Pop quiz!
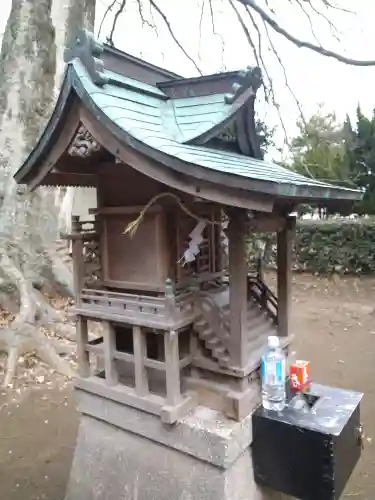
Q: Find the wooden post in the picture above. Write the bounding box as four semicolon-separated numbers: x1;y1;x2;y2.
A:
164;330;181;406
76;316;90;377
104;321;118;385
164;278;176;326
133;326;149;397
277;216;295;337
227;210;248;368
189;274;202;358
71;215;83;305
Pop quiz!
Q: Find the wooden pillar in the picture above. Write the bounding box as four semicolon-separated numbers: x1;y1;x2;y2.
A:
189;276;202;359
227;210;248;368
76;316;90;377
165;278;176;325
71;215;83;305
133;326;149;397
104;321;118;385
277;216;296;337
164;330;181;406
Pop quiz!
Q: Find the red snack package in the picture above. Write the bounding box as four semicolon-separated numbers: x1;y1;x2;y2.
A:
290;360;311;392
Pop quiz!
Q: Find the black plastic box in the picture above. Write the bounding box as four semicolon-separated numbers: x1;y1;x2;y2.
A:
252;383;363;500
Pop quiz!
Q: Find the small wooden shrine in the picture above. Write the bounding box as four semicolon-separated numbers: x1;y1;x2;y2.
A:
14;30;361;424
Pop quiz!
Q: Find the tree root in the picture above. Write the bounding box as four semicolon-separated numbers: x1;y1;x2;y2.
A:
0;252;76;387
4;344;19;388
0;325;76;387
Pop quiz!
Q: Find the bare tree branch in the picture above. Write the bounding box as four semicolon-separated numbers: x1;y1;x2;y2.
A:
262;19;306;129
135;0;155;29
149;0;203;75
244;7;262;69
98;0;118;39
293;0;322;47
242;6;270;97
229;0;284;139
107;0;127;46
239;6;288;141
198;0;206;62
319;0;354;15
208;0;225;68
237;0;375;66
227;0;260;68
134;0;167;63
303;0;342;43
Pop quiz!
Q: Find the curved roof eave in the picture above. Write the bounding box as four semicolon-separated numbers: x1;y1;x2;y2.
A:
72;73;361;204
14;63;362;207
14;67;76;184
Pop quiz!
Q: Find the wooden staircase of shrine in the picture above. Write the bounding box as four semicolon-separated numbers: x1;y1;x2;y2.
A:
193;277;278;370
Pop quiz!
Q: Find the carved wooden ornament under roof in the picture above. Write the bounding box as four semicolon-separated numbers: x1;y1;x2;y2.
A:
68;125;101;158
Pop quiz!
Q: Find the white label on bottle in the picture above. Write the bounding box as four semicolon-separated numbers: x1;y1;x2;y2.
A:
263;359;285;386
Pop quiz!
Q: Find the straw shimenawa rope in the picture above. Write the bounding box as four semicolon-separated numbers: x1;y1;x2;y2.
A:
123;192;222;238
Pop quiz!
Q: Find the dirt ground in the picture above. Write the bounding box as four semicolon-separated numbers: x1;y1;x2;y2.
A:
0;273;375;500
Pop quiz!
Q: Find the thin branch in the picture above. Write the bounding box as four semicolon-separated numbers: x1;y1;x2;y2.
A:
107;0;127;46
244;6;271;100
98;0;118;39
262;19;306;128
227;0;261;68
198;0;206;62
294;0;322;47
319;0;355;15
237;0;375;66
264;0;275;14
149;0;203;74
228;0;275;113
244;7;262;68
135;0;155;29
304;0;342;43
243;5;288;140
134;0;167;63
208;0;226;68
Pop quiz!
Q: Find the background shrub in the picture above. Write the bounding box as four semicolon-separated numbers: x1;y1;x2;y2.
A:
248;218;375;275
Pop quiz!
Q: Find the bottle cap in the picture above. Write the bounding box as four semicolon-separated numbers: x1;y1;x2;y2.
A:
268;336;280;348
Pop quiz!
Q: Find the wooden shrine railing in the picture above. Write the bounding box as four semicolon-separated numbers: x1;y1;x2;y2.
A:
75;319;197;424
75;287;197;330
247;275;278;324
198;293;230;345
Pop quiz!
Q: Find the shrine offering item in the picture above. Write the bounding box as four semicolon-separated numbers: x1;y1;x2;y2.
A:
261;336;286;411
252;384;364;500
290;360;311;392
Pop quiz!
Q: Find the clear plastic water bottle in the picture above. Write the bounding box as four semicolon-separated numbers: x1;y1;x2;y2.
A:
261;336;286;411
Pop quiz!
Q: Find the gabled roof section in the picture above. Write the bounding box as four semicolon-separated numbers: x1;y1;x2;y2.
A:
63;30;263;154
101;43;181;85
14;29;362;208
157;66;263;155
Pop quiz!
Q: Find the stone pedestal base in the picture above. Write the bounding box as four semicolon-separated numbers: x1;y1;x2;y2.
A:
65;388;291;500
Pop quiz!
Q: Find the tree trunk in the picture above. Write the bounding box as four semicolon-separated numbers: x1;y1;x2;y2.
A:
0;0;96;386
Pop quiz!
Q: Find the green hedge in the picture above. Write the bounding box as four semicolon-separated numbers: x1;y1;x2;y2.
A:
248;218;375;275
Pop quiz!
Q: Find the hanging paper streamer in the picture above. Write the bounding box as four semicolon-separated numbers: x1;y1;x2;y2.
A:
181;221;207;265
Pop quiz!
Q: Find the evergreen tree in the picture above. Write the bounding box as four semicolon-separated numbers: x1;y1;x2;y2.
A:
344;106;375;214
290;107;352;186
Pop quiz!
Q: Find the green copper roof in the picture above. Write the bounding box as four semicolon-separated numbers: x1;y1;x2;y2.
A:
76;61;247;145
14;32;362;206
70;60;359;201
